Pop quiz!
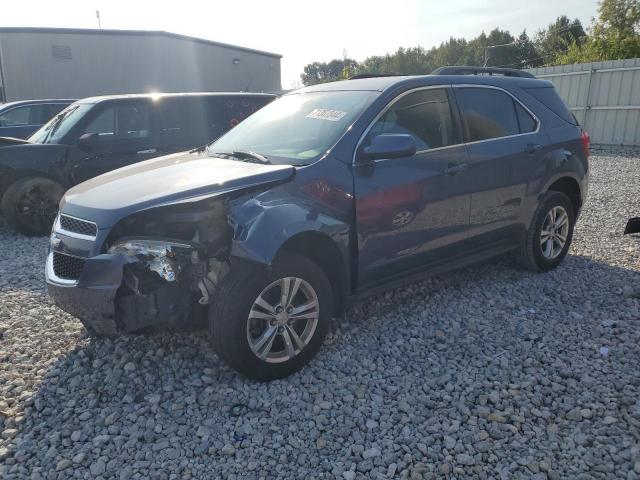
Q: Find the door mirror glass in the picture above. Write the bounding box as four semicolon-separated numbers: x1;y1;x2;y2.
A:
360;134;416;161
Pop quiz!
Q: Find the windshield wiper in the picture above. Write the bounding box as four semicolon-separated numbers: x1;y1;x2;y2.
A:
232;150;270;164
209;150;271;164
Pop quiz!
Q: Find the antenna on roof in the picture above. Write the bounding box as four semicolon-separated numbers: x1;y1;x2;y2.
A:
96;10;102;30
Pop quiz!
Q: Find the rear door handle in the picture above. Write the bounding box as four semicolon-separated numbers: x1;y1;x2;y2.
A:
525;143;542;154
137;148;157;155
444;163;468;175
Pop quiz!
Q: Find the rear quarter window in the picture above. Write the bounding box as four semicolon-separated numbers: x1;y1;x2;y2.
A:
524;87;577;125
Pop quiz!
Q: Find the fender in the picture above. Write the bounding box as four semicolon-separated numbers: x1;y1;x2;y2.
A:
229;200;351;269
0;143;70;192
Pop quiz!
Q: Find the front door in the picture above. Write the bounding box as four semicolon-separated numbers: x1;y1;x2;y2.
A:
354;87;472;289
68;100;158;184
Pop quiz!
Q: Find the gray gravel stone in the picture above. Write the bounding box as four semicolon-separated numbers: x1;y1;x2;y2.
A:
0;154;638;479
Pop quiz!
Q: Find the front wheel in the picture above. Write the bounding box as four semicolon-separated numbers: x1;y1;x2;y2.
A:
1;177;64;235
517;191;575;271
209;252;333;380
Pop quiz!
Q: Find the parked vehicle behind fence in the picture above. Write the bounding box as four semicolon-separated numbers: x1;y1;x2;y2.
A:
0;99;75;139
46;67;589;380
0;92;276;234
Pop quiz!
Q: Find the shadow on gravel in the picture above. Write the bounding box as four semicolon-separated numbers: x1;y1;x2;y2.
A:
1;253;639;479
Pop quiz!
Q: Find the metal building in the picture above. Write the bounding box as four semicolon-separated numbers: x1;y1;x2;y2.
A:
528;58;640;147
0;27;282;102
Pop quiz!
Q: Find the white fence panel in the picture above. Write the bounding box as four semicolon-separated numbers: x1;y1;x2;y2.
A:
527;58;640;147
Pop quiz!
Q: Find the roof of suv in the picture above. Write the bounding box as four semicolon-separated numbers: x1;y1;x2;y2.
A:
294;74;552;94
78;92;277;104
0;99;76;109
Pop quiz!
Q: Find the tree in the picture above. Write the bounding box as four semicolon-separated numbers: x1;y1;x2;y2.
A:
513;31;544;68
557;0;640;63
535;16;587;63
300;58;359;86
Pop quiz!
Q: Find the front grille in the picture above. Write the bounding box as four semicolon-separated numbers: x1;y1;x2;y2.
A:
59;214;97;237
52;252;85;280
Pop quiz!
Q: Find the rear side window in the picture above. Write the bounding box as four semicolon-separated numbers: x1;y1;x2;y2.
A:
455;88;520;141
524;87;577;125
367;88;460;151
219;97;274;131
158;98;207;140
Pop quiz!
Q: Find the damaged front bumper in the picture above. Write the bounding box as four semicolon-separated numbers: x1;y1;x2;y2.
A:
46;251;128;336
46;240;210;336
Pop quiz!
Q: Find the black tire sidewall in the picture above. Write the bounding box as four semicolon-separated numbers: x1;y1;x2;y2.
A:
1;177;64;235
530;192;575;271
210;253;333;380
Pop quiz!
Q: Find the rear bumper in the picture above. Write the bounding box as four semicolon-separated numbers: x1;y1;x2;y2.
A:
45;252;127;336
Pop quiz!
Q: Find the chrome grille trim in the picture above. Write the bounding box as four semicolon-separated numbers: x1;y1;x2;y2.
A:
54;214;97;240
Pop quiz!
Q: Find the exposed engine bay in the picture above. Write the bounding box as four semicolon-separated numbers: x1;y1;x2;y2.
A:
104;198;234;333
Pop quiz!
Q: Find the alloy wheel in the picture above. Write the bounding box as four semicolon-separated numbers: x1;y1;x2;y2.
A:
246;277;319;363
540;206;569;259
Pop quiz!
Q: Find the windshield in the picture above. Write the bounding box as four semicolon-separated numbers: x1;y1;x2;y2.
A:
208;90;378;165
29;103;92;144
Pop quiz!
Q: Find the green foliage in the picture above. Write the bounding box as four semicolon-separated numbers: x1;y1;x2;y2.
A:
558;0;640;63
299;2;640;86
300;58;359;85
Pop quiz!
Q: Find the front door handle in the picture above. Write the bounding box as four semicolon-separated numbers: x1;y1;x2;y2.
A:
525;143;542;154
136;148;157;155
444;163;468;175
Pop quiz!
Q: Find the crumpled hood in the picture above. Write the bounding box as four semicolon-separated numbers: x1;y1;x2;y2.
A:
61;151;295;228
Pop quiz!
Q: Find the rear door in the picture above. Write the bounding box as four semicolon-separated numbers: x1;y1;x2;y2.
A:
68;100;158;183
453;85;545;247
354;87;472;288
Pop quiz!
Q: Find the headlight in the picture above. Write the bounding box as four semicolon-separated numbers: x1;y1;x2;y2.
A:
108;239;192;282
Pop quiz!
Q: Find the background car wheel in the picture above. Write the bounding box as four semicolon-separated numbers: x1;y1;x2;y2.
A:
1;176;64;235
517;191;575;272
209;252;333;381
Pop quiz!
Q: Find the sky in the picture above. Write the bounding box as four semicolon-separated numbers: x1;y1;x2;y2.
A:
2;0;600;89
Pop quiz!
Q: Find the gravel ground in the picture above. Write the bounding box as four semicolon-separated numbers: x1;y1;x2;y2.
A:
1;154;639;480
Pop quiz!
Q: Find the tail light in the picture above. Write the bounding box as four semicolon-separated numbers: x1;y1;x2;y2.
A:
581;130;590;159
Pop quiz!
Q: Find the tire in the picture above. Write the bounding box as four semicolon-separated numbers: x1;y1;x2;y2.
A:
1;177;64;236
209;252;333;381
517;191;575;272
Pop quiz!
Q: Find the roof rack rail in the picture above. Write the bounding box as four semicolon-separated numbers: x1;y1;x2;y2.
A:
348;73;403;80
431;66;535;79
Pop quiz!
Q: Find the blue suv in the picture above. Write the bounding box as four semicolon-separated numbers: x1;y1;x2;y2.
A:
46;67;589;380
0;99;74;139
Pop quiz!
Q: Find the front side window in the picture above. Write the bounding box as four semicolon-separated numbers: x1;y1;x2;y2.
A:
84;103;150;139
365;88;459;151
455;88;529;142
209;91;378;165
0;105;42;127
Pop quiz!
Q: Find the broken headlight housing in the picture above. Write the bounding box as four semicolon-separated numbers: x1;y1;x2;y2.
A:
108;239;193;282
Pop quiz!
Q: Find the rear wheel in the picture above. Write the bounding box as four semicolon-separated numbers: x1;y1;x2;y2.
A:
517;191;575;271
210;252;332;380
1;177;64;235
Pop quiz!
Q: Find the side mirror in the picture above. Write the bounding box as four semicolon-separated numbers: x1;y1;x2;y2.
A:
359;134;416;162
77;132;98;150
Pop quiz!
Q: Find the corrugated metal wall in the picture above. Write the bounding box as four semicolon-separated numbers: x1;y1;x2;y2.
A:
527;58;640;147
0;30;282;102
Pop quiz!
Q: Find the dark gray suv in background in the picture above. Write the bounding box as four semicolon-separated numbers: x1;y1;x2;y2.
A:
46;67;589;380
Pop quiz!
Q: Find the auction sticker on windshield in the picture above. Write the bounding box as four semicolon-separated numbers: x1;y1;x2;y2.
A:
306;109;347;121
